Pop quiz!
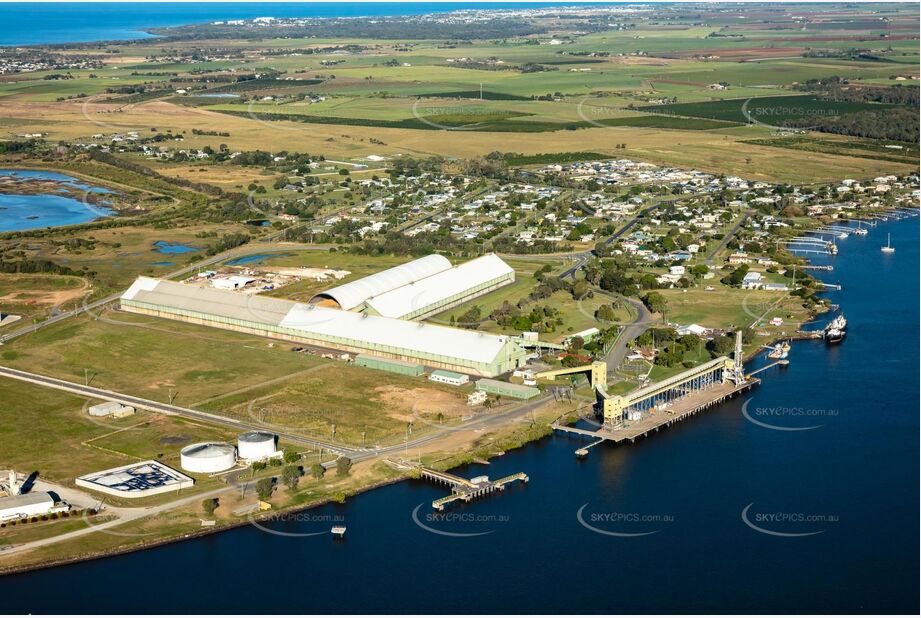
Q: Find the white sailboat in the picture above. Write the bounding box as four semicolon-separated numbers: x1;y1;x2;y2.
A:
881;233;895;254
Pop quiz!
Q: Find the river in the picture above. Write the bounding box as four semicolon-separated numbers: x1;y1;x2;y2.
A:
0;217;917;613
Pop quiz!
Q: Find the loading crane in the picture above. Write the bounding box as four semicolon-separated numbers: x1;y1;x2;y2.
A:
534;331;747;429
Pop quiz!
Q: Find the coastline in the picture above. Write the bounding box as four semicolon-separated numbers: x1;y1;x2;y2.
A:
0;401;562;577
0;211;910;578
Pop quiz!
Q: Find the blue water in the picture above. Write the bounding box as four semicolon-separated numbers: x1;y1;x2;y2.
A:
0;170;112;194
0;2;574;46
150;261;176;267
152;241;198;254
0;218;916;613
0;170;115;232
193;93;241;99
225;253;288;266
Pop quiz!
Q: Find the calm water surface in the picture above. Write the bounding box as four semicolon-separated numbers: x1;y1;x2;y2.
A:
0;169;114;232
0;2;580;46
0;218;916;613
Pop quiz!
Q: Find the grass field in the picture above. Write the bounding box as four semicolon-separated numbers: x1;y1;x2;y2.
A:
0;17;916;183
641;95;899;124
432;271;633;343
658;283;811;331
743;135;919;164
199;362;476;447
1;309;328;404
0;273;88;329
1;95;913;182
0;378;238;494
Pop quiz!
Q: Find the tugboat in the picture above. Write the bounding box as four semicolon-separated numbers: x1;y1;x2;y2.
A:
824;314;847;344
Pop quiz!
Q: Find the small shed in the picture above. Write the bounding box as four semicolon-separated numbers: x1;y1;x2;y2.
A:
429;370;470;387
355;354;424;377
88;401;136;417
475;378;540;400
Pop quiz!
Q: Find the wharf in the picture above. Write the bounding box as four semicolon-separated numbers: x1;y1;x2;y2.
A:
393;463;529;511
553;379;759;448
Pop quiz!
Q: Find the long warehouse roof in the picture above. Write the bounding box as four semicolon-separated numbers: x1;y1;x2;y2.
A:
365;253;514;319
312;253;451;311
122;277;515;365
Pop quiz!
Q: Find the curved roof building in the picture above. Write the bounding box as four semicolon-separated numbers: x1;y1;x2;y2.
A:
121;275;528;376
310;254;451;310
365;254;515;320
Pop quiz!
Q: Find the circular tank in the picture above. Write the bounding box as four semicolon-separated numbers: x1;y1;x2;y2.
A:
180;442;236;473
237;431;277;461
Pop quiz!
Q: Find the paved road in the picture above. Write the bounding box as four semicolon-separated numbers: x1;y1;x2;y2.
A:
0;482;238;557
0;362;557;464
366;394;555;461
704;210;752;265
0;365;358;456
559;197;683;279
604;296;653;372
0;392;552;556
0;242;329;343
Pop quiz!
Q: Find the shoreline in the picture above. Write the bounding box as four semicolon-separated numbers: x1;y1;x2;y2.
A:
0;475;406;578
0;214;906;577
0;402;561;577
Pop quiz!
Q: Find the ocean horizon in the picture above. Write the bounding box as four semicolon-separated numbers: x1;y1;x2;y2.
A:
0;2;610;46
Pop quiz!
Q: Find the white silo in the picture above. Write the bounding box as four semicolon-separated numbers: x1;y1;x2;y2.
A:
237;431;277;462
180;442;236;473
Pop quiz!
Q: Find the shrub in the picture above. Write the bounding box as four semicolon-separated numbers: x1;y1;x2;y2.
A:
335;456;352;477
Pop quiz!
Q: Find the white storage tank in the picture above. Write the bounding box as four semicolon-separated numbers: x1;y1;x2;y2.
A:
180;442;236;473
237;431;277;461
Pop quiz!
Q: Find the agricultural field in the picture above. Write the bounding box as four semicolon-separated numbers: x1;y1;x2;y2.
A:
0;2;917;586
641;95;900;125
0;5;917;181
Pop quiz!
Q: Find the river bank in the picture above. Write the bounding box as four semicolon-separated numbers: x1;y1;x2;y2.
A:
0;399;565;576
0;217;916;613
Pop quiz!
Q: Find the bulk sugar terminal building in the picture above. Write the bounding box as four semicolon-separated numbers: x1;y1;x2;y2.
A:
120;253;530;377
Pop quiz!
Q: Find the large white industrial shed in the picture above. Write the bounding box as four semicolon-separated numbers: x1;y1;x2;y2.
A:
0;492;55;522
364;253;515;320
310;254;451;311
120;276;528;377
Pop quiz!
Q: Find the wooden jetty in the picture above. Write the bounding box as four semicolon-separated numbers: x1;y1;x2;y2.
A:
425;468;529;511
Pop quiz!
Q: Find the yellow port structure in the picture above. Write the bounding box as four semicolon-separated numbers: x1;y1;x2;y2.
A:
535;332;749;430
